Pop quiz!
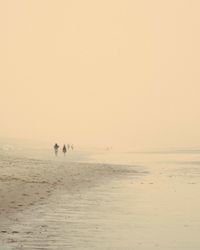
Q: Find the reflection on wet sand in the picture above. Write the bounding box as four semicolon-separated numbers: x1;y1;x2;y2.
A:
1;152;200;249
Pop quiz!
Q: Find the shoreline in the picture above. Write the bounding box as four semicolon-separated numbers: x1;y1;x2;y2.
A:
0;153;142;232
1;152;200;249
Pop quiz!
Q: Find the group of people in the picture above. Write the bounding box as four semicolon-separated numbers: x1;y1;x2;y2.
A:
53;143;74;156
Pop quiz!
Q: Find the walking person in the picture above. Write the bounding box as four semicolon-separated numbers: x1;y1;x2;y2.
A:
62;144;67;155
54;143;59;156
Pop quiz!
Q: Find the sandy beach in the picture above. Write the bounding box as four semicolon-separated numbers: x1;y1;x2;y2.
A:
1;150;200;249
0;152;144;249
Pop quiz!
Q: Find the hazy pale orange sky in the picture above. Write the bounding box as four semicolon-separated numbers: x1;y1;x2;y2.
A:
1;0;200;148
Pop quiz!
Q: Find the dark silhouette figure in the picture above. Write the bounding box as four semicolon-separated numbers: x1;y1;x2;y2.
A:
63;144;67;155
54;143;59;156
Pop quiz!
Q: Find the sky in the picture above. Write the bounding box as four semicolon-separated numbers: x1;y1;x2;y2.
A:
1;0;200;149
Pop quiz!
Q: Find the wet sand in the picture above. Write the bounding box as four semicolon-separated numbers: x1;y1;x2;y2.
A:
0;153;145;249
1;151;200;249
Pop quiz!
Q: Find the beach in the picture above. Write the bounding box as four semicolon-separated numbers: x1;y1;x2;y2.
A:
2;0;200;248
1;150;200;249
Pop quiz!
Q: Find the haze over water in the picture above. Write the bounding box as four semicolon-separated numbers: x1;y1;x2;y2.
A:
1;0;200;150
1;0;200;249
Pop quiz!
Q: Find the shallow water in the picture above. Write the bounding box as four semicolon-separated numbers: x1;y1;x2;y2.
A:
1;150;200;249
